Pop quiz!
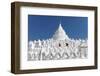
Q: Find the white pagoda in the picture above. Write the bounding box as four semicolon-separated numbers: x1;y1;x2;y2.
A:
28;23;88;61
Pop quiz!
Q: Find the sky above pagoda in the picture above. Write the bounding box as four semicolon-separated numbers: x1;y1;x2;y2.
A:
28;15;88;41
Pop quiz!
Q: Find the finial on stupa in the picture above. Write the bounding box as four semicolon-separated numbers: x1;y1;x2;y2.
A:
58;20;63;30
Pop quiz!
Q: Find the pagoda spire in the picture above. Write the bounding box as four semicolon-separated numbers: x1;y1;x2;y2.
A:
52;21;69;40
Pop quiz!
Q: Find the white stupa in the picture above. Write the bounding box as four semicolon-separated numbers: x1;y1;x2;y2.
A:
28;22;88;61
53;23;69;40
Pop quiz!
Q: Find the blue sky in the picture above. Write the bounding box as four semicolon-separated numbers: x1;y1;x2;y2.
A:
28;15;88;41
